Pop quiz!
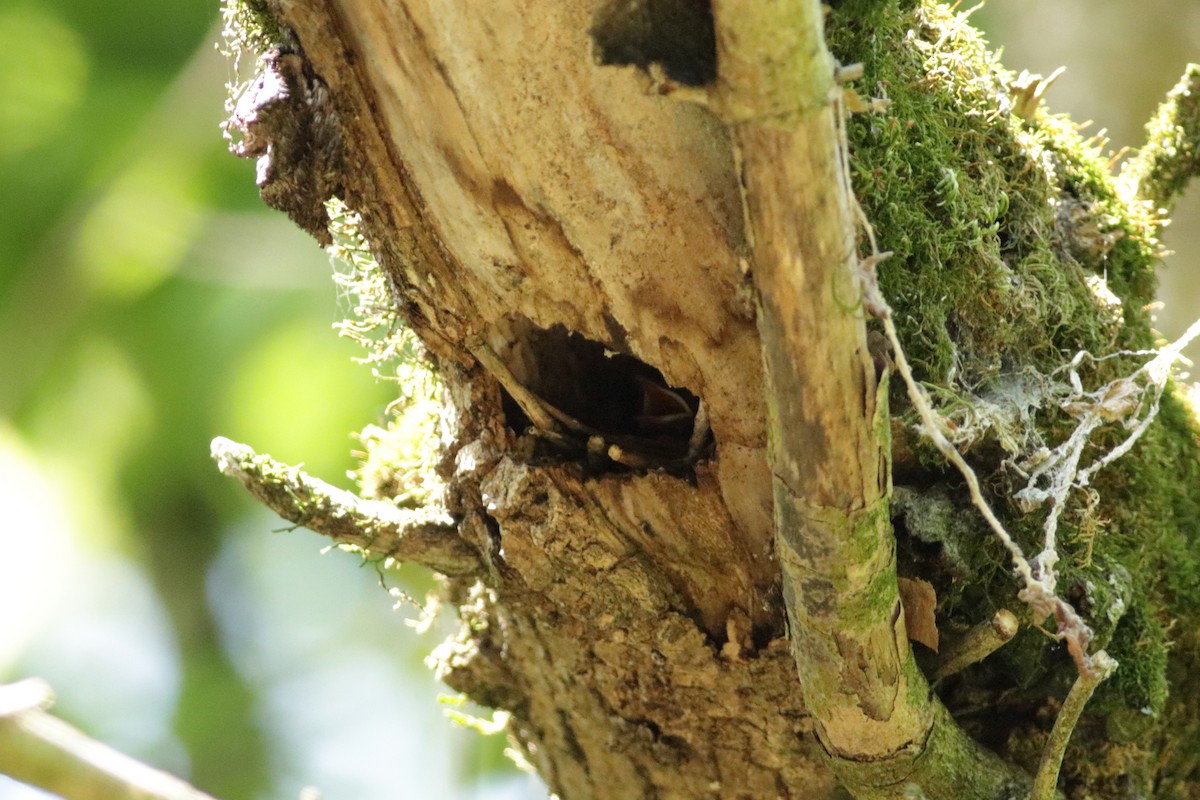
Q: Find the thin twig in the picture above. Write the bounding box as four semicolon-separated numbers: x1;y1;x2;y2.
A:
861;249;1103;677
1030;651;1118;800
0;680;220;800
686;401;711;462
877;309;1037;593
465;338;567;434
0;678;53;717
211;437;481;576
932;610;1019;680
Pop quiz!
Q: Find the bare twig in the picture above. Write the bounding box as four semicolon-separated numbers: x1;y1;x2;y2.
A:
0;678;53;716
465;337;565;435
0;680;219;800
873;295;1034;581
856;224;1132;679
686;401;711;462
211;437;480;576
932;610;1019;680
1030;651;1118;800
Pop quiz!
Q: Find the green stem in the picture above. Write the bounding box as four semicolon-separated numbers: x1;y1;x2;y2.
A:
1030;651;1118;800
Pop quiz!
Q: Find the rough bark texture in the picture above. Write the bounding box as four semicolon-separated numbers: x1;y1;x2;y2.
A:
220;0;1200;797
261;0;823;794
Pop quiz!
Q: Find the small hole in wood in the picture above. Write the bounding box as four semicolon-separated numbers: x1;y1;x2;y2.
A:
591;0;716;86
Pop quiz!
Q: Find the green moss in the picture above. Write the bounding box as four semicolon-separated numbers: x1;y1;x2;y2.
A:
829;3;1141;391
828;1;1200;786
1121;64;1200;214
1093;604;1169;715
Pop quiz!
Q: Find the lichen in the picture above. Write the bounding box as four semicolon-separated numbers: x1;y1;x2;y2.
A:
219;0;292;60
356;399;444;508
327;199;436;387
324;200;448;509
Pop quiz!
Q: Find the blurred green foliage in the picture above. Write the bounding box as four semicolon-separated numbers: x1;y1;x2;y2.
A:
0;0;470;797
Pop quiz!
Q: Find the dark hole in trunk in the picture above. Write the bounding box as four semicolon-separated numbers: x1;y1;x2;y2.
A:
495;321;707;471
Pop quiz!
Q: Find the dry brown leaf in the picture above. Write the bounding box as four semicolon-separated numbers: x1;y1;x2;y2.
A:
897;577;939;653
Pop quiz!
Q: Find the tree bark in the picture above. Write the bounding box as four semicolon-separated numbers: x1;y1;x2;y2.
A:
219;0;1200;797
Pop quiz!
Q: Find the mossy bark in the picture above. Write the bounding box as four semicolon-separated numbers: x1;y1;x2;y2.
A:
220;0;1200;797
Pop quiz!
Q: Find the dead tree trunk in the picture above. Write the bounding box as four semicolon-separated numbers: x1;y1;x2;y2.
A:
218;1;1200;797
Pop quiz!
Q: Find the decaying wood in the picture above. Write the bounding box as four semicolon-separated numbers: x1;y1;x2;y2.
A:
258;0;839;794
223;0;1036;791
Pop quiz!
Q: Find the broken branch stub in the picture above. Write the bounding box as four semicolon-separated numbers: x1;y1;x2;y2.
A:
211;437;481;576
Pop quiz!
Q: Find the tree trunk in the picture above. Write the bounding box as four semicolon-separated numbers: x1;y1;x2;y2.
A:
219;0;1200;797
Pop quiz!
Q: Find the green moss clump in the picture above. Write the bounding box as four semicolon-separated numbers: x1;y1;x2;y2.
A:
1121;63;1200;215
828;1;1200;790
831;3;1155;392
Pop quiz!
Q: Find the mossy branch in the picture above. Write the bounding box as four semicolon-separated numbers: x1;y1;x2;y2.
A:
712;0;919;762
1121;63;1200;213
211;437;481;576
710;0;904;744
0;679;220;800
707;2;1030;796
